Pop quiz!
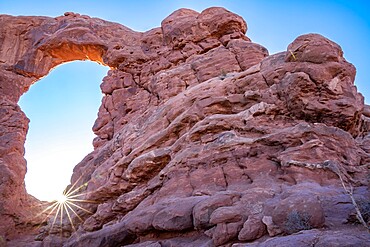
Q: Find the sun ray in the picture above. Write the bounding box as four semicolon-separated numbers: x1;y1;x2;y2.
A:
64;201;84;222
66;201;94;215
65;182;89;198
38;202;59;217
50;203;62;234
60;201;64;236
66;190;94;199
68;198;98;204
33;201;59;219
64;173;85;196
36;171;97;237
63;203;76;232
64;171;91;197
35;202;60;230
28;200;55;210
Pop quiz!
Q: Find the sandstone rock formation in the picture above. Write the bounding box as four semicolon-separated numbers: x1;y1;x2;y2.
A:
0;7;369;247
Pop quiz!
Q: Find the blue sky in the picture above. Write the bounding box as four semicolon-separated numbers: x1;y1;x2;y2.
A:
18;62;108;201
1;0;369;201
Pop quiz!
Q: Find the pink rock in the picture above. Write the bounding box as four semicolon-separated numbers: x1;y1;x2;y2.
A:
1;6;369;247
262;216;283;237
238;215;266;241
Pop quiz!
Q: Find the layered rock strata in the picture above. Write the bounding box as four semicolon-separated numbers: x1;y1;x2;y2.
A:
0;7;369;247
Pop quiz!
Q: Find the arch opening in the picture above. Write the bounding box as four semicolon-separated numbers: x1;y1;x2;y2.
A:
19;61;109;202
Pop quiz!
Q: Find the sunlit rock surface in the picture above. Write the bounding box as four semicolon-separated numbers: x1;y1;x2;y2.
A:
0;7;369;247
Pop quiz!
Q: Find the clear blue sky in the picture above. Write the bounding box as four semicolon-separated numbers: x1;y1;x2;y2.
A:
1;0;369;201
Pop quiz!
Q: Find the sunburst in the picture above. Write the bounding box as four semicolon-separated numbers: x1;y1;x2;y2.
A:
31;174;98;237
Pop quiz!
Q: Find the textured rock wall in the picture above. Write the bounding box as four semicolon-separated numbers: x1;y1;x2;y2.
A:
0;7;369;247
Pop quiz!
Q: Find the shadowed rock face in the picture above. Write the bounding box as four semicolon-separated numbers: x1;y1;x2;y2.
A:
0;7;369;247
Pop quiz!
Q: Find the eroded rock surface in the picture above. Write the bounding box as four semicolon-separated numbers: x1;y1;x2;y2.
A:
0;7;369;247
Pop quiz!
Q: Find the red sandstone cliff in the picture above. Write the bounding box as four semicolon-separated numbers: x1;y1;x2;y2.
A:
0;7;369;247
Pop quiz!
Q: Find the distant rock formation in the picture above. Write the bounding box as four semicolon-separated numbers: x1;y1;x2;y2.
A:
0;7;369;247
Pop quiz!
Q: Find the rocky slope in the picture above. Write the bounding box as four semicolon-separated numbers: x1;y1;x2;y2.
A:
0;7;369;247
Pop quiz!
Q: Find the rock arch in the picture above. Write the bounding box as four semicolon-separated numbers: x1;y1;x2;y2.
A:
0;12;142;101
0;8;251;237
0;12;140;237
1;7;367;246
